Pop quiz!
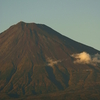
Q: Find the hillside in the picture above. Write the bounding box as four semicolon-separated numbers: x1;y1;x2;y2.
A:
0;21;100;100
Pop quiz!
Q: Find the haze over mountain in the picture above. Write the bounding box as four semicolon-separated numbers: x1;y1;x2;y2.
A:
0;22;100;100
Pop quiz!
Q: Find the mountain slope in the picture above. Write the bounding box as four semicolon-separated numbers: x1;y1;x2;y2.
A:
0;21;100;100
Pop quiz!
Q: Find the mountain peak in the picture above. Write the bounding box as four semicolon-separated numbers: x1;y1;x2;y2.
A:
14;21;38;31
16;21;37;26
18;21;26;23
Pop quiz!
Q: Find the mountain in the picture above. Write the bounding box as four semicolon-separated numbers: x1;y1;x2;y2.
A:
0;21;100;100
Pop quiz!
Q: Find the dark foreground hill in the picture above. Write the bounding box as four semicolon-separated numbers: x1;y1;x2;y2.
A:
0;21;100;100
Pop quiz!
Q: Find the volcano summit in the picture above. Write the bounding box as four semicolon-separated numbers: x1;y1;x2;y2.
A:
0;22;100;100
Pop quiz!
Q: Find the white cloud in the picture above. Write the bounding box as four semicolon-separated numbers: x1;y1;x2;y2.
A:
71;52;100;66
46;58;61;67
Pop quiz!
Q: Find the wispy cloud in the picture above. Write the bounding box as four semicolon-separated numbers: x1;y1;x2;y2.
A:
71;52;100;66
47;58;61;67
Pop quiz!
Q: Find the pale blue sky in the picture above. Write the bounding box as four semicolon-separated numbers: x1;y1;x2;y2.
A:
0;0;100;50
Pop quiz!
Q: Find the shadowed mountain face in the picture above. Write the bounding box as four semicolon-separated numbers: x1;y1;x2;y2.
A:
0;21;100;100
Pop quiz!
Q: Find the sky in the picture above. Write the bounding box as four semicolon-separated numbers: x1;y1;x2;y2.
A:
0;0;100;50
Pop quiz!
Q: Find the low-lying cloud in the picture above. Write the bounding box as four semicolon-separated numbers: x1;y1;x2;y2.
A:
47;58;61;67
71;52;100;66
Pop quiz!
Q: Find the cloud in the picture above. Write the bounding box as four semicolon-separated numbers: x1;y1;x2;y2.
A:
71;52;100;66
47;58;62;67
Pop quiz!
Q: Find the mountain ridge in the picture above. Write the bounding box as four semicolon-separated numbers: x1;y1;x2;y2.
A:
1;21;99;52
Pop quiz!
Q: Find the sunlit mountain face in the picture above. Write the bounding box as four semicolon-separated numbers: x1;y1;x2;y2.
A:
0;22;100;100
